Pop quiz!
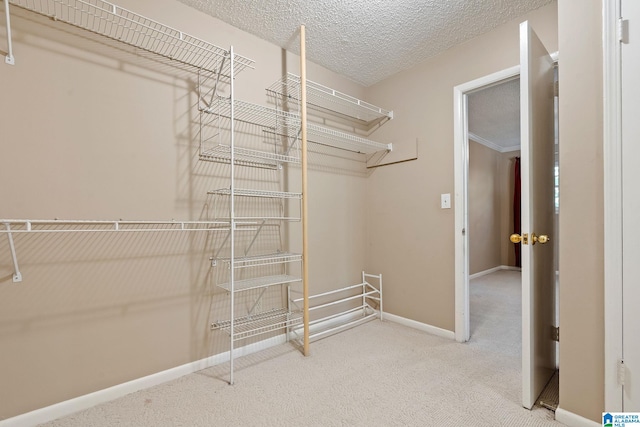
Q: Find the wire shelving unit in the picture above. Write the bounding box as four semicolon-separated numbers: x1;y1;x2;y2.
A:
2;4;391;386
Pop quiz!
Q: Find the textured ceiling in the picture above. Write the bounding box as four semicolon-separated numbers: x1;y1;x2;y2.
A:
468;78;520;152
176;0;553;86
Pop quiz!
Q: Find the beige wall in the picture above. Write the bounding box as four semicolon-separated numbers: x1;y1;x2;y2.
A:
468;141;520;275
0;0;369;419
365;4;557;331
557;0;604;421
0;0;608;423
469;140;501;274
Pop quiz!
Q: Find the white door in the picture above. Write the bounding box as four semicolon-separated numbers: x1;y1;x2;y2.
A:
519;21;556;409
622;0;640;411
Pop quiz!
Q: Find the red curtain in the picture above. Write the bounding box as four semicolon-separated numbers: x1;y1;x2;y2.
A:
514;157;521;267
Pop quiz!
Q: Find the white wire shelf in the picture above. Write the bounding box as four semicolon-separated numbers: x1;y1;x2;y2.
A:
206;97;392;155
215;252;302;269
203;97;299;128
199;144;300;169
267;73;393;125
211;308;302;341
0;218;230;233
8;0;254;77
217;274;301;293
306;123;392;154
208;188;302;199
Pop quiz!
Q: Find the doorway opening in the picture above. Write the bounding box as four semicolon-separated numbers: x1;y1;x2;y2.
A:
453;56;559;410
466;75;523;356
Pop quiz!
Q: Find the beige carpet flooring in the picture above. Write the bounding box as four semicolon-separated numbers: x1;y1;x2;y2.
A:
40;270;563;426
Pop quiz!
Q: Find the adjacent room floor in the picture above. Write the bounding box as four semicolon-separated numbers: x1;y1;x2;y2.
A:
40;270;561;426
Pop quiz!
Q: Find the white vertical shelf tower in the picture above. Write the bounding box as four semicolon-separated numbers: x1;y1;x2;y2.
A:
201;54;305;384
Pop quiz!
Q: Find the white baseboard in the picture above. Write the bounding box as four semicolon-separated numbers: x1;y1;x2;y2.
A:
383;312;455;340
1;308;383;427
469;265;522;280
0;335;287;427
555;407;601;427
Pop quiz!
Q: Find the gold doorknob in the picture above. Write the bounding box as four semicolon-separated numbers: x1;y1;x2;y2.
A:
532;233;550;245
510;233;528;244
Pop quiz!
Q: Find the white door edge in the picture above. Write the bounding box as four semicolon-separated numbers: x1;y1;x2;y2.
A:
603;0;624;412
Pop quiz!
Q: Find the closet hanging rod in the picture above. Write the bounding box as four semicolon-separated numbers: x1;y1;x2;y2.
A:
0;218;231;233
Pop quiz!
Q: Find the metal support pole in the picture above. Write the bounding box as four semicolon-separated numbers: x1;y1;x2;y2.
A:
379;273;383;321
5;223;22;282
229;46;236;385
300;25;310;357
362;271;366;317
4;0;15;65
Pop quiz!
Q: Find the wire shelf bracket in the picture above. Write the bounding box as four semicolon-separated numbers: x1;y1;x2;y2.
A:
4;0;15;65
4;223;22;282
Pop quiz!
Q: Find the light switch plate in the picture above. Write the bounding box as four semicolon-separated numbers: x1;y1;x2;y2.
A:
441;193;451;209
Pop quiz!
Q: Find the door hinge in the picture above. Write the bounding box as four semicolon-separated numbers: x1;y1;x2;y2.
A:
619;18;629;44
551;326;559;342
618;359;626;386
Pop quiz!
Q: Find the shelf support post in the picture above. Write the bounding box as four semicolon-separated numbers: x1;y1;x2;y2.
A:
300;24;310;357
229;45;236;385
4;0;15;65
5;223;22;282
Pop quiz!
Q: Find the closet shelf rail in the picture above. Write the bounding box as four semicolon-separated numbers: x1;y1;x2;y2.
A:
206;96;392;155
211;307;302;341
208;188;302;199
199;144;300;169
213;252;302;268
217;274;302;293
1;218;230;233
267;73;394;125
1;218;231;284
7;0;254;76
203;96;299;128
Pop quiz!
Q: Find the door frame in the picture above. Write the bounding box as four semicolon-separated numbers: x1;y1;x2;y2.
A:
453;65;520;343
453;52;559;343
603;0;623;412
